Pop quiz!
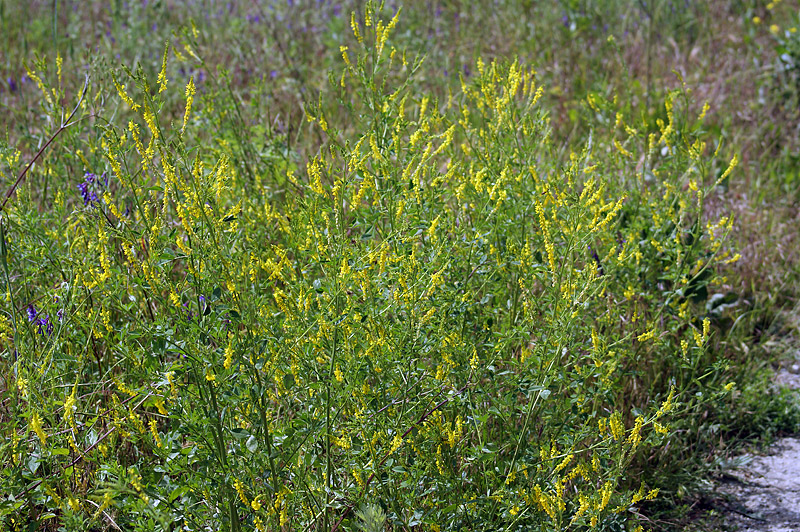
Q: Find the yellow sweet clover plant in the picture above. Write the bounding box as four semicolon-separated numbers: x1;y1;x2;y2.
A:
0;2;757;531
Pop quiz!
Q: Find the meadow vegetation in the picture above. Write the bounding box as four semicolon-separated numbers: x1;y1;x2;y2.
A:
1;1;799;530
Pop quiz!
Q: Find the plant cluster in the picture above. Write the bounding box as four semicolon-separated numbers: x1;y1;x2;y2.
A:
0;1;797;531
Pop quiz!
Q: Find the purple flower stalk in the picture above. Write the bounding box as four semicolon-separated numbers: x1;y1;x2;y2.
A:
78;172;100;206
37;315;53;336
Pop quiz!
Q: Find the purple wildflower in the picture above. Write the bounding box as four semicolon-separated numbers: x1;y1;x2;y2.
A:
78;172;99;206
26;305;37;322
37;315;53;336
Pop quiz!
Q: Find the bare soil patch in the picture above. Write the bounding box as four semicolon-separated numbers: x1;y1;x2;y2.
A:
718;365;800;531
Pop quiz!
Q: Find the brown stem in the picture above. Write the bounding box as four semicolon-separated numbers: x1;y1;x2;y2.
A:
1;73;89;213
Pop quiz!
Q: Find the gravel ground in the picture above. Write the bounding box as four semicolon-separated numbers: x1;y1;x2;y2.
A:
717;365;800;531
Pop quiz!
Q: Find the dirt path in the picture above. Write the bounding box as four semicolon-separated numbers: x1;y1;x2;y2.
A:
718;367;800;531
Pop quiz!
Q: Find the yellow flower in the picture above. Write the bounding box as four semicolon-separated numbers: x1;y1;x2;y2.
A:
598;480;613;511
770;24;780;34
390;433;403;453
626;416;644;447
752;16;761;25
182;76;196;134
30;412;47;444
149;419;162;448
554;453;573;473
157;42;169;93
609;412;625;441
234;479;249;505
224;342;234;370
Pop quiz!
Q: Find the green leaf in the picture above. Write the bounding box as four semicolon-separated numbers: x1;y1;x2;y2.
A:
246;435;259;453
230;428;250;440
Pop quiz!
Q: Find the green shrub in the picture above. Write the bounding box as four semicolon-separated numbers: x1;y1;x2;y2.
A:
0;3;756;531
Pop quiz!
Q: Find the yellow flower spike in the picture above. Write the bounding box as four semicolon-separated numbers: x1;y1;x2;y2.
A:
626;416;644;447
30;412;47;445
714;153;738;187
157;42;169;93
698;101;710;121
182;42;201;62
149;419;162;447
113;76;140;111
570;494;591;524
631;482;647;505
609;412;624;441
657;386;676;417
390;433;403;453
92;492;114;518
56;53;63;87
614;139;633;158
223;342;234;370
597;481;614;511
554;453;573;473
636;328;656;342
307;158;324;195
350;12;362;42
182;76;196;134
63;385;77;428
723;253;741;265
25;68;54;107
